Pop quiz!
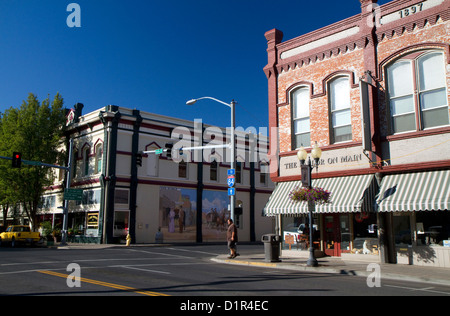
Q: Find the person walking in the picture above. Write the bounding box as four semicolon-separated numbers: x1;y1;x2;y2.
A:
227;218;238;259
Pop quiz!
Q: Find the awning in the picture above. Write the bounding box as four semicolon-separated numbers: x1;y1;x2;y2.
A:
264;174;378;216
376;170;450;212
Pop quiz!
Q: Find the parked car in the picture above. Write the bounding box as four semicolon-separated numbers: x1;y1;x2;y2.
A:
0;225;41;247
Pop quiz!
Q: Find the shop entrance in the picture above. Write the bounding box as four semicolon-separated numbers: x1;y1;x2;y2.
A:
323;214;350;257
393;213;412;264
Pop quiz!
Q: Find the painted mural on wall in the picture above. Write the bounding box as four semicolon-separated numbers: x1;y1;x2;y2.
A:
201;190;230;242
159;187;197;242
159;187;230;242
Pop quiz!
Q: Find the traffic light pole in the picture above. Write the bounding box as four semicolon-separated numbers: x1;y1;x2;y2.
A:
0;156;70;170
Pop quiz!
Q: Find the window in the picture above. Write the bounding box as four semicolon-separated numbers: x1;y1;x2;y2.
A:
210;159;218;181
178;160;187;178
146;148;159;177
387;61;415;133
236;162;242;184
114;189;129;204
387;51;449;133
329;77;352;143
83;147;90;176
95;143;103;174
292;87;311;148
260;162;268;186
72;150;78;178
76;189;101;206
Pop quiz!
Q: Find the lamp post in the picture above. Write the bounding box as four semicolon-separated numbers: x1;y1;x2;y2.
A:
297;142;322;267
186;97;236;222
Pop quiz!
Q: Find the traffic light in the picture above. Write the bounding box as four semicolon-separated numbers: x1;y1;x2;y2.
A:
136;152;143;167
12;152;22;168
165;143;173;159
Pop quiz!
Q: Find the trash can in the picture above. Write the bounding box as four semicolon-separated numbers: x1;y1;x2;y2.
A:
261;234;281;262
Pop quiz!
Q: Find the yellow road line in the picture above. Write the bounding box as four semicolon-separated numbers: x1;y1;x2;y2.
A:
37;270;169;296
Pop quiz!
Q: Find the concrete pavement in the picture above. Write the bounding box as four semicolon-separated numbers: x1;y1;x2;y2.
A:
211;250;450;287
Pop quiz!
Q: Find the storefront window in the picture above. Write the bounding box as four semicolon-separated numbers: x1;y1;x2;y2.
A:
113;210;129;239
416;211;450;246
282;216;319;250
353;212;379;255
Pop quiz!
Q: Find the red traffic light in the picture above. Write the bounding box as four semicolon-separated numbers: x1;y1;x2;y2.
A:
12;152;22;168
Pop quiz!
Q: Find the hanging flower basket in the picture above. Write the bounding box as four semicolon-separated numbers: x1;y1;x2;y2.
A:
289;186;331;204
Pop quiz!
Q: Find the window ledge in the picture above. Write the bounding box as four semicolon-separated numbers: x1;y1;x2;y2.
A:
385;126;450;141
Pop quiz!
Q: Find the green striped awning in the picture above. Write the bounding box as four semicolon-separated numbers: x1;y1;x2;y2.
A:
376;170;450;212
264;174;378;216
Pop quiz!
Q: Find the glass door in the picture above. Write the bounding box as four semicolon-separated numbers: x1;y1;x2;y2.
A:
324;215;340;256
393;214;412;264
340;215;351;253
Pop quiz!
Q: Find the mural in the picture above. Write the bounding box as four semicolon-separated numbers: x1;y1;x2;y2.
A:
201;190;230;242
159;187;197;242
159;187;230;242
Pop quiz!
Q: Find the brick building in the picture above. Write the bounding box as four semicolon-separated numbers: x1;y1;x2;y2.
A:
264;0;450;266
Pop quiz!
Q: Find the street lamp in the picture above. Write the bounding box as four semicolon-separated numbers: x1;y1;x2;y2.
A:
297;141;322;267
186;97;236;222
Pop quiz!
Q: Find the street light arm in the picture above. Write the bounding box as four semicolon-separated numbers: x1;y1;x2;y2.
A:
186;95;236;223
186;96;233;108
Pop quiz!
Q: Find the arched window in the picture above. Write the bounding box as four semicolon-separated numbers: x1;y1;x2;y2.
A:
292;87;311;148
72;149;78;179
329;76;352;143
386;51;448;134
95;143;103;174
83;146;90;176
210;159;218;181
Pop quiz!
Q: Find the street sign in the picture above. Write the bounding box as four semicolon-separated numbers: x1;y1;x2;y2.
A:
64;188;84;201
227;169;235;176
227;175;235;187
228;188;235;196
155;148;164;155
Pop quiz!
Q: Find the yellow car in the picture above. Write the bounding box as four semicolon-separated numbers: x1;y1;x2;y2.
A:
0;225;41;247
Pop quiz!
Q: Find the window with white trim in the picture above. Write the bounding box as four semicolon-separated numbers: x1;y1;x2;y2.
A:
292;87;311;148
95;143;103;174
386;51;449;134
329;76;352;143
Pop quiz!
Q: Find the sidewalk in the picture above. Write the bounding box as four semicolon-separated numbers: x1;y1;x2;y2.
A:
211;250;450;286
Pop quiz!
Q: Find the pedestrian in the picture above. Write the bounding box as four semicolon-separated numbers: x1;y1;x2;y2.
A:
227;218;238;259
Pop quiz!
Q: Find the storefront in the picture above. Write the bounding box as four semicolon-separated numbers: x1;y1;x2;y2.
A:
376;170;450;267
264;174;380;258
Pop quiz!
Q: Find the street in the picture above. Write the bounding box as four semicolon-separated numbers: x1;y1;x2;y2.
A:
1;244;450;301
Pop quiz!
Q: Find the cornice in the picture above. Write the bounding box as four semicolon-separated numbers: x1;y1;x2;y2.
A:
270;0;450;75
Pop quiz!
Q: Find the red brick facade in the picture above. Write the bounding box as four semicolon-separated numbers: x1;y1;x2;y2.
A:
265;0;450;183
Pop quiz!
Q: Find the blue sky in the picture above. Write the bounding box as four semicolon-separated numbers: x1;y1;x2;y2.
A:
0;0;391;130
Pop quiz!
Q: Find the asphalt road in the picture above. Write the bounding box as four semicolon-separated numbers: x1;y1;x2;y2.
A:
1;244;450;301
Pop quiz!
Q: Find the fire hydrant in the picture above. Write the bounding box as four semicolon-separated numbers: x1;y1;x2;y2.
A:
126;233;131;246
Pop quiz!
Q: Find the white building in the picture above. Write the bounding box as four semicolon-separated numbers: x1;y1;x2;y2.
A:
39;104;274;244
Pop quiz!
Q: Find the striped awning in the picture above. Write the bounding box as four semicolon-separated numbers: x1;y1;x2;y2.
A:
376;170;450;212
264;174;378;216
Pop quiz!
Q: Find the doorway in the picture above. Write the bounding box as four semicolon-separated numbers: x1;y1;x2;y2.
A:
323;214;350;257
393;213;412;264
324;215;340;256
